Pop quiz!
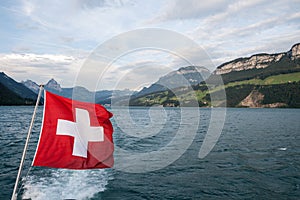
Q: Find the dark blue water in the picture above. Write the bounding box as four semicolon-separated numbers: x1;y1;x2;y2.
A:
0;107;299;199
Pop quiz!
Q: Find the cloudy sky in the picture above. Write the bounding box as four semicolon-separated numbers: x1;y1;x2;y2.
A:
0;0;299;90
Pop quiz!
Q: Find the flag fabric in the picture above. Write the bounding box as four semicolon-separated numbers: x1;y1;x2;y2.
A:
32;90;114;169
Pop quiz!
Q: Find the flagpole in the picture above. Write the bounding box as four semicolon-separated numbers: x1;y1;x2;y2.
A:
11;85;44;200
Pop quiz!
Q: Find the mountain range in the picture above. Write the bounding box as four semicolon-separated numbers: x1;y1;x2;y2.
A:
128;43;300;108
0;72;38;105
0;65;212;106
1;43;299;107
22;78;134;104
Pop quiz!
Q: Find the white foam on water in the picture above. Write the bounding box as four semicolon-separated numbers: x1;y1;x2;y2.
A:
278;147;287;151
22;169;112;200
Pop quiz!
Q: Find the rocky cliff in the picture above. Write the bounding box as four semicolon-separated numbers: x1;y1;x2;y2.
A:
215;43;300;75
291;43;300;60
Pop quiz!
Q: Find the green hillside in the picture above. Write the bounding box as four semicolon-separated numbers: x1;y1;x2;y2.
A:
208;82;300;108
226;72;300;87
128;72;300;108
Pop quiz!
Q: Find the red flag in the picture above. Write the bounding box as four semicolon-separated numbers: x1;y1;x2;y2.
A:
32;90;114;169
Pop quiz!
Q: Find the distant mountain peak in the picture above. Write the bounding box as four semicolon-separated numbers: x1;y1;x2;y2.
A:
21;79;39;93
22;78;64;94
47;78;58;84
135;65;211;97
171;66;209;76
178;65;207;71
46;78;62;92
157;65;210;86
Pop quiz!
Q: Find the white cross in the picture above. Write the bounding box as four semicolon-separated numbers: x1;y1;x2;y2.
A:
56;108;104;158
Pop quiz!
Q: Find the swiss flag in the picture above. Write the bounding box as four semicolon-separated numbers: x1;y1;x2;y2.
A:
32;91;114;169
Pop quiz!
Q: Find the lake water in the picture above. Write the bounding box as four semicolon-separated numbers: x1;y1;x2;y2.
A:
0;106;299;199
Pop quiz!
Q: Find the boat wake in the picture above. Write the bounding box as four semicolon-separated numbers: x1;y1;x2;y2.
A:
22;168;112;200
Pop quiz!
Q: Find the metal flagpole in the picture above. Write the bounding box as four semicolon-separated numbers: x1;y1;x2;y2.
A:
11;85;44;200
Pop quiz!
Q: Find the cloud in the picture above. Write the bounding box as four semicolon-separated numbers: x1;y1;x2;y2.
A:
78;49;179;90
15;0;149;47
187;0;300;65
0;53;83;86
191;0;270;34
107;63;172;90
154;0;232;21
210;12;300;43
1;0;299;90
